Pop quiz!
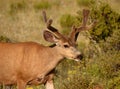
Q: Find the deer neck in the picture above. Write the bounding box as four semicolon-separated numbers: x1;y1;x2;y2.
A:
37;45;64;77
49;44;64;63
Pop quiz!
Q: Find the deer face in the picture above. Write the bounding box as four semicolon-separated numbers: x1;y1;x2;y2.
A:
56;42;83;61
43;30;83;61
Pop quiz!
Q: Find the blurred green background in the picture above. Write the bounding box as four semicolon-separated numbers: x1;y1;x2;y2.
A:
0;0;120;89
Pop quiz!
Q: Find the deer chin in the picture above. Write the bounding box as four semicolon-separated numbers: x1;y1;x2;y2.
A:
75;59;80;62
67;57;81;62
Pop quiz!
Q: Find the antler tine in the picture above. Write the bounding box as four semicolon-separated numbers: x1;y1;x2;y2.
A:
42;11;53;28
77;9;98;31
69;9;90;43
82;9;90;27
77;9;90;32
42;11;65;39
69;25;77;43
75;9;90;41
42;10;47;23
85;20;98;30
74;13;97;43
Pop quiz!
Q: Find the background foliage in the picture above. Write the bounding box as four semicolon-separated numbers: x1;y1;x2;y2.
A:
89;4;120;42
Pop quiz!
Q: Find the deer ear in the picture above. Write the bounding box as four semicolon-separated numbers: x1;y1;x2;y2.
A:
43;30;59;43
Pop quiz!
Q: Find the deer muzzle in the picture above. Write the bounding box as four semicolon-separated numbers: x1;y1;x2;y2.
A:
75;54;83;61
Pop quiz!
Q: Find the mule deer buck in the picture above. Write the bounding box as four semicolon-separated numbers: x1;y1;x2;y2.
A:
0;9;96;89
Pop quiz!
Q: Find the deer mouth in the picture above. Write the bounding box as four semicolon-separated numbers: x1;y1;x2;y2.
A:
74;54;83;61
67;54;83;61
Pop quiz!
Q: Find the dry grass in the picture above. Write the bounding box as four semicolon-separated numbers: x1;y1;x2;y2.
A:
0;0;79;44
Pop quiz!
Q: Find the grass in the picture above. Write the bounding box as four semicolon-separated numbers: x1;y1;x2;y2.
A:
9;0;27;15
33;1;52;11
0;0;79;43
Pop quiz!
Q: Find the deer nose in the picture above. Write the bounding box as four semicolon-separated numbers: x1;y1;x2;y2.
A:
76;54;83;60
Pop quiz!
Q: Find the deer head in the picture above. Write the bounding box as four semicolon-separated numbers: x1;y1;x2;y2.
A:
42;9;97;61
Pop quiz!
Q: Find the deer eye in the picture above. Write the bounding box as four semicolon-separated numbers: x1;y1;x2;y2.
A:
63;45;69;48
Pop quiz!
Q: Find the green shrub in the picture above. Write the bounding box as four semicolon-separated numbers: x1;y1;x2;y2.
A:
0;36;11;42
60;14;76;28
76;0;95;7
34;1;52;10
100;29;120;52
54;49;120;89
60;14;76;34
90;4;120;42
76;3;120;42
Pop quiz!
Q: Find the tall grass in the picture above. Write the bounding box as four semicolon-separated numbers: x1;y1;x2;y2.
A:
9;0;27;15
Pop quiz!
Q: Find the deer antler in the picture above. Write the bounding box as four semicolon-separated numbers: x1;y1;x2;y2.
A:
69;9;97;44
69;9;90;43
42;11;65;39
82;9;90;27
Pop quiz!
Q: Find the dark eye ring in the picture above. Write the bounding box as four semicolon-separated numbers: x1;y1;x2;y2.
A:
64;45;69;48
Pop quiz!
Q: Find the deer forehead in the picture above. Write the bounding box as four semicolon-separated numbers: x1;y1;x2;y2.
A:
59;37;75;46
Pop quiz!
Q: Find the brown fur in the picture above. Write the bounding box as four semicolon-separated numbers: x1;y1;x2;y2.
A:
0;42;63;88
